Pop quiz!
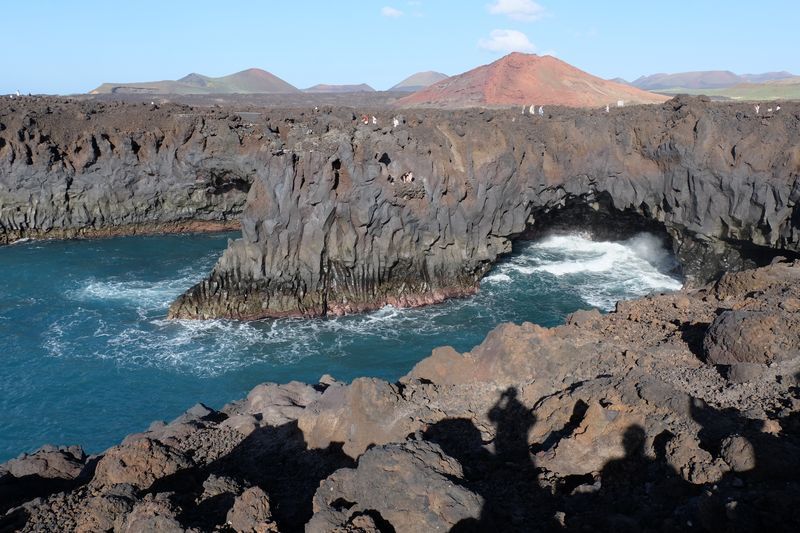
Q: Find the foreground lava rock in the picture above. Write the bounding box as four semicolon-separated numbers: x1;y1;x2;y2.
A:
3;260;799;531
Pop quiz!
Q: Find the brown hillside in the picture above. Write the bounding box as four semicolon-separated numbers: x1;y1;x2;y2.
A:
398;53;668;108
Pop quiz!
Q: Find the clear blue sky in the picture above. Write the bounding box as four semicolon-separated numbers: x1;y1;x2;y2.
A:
1;0;798;94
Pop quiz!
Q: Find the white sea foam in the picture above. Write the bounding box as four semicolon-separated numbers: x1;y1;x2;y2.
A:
488;232;683;311
44;232;682;376
484;273;513;283
70;266;206;313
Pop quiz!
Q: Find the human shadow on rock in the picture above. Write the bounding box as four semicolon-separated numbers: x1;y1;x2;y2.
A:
424;387;555;531
433;387;704;532
565;425;697;532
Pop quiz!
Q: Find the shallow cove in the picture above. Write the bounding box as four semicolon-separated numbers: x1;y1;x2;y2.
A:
0;231;681;461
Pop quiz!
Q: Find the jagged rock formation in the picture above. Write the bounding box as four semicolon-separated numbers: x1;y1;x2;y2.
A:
3;96;800;319
170;96;800;319
389;71;449;93
3;261;799;531
0;98;257;243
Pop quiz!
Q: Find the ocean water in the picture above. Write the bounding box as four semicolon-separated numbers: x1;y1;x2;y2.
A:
0;231;682;461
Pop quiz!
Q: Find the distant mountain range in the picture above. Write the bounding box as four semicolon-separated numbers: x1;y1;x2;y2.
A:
625;70;796;91
398;53;668;108
390;71;449;92
304;84;375;93
91;69;445;96
611;70;800;101
654;76;800;101
90;68;300;95
90;63;799;105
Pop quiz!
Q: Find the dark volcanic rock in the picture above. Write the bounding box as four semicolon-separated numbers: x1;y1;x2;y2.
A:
74;483;138;532
3;444;85;480
168;96;800;319
0;97;251;243
3;97;800;318
0;445;87;514
117;493;186;533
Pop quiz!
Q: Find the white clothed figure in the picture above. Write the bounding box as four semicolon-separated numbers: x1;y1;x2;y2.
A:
529;105;535;114
372;116;377;125
605;104;610;113
538;106;544;116
755;105;760;114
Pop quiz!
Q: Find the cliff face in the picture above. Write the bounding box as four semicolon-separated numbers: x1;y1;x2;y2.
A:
3;97;799;320
169;97;800;319
0;98;255;243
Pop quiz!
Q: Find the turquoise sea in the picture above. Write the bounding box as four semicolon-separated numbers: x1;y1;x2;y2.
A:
0;231;681;461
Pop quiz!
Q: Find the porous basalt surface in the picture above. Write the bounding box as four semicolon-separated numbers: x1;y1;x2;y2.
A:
3;261;799;531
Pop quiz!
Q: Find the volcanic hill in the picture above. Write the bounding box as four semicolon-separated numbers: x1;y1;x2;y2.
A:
90;68;299;95
390;71;449;92
397;52;669;108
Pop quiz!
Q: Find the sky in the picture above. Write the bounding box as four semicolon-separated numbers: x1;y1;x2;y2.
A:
1;0;798;94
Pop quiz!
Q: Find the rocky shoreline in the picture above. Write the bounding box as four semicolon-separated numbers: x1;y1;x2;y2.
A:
2;96;800;531
2;260;799;531
3;220;240;245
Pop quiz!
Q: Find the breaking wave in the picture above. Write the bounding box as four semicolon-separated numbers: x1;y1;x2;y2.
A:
486;233;682;310
42;231;683;377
